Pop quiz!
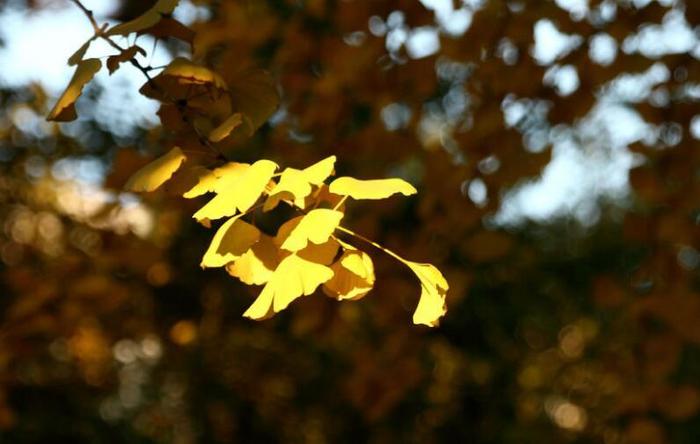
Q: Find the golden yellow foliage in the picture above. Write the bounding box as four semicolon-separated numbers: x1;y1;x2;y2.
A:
193;160;278;221
208;113;244;142
243;254;334;320
105;0;180;37
200;215;261;268
276;209;344;252
329;177;417;200
264;156;336;210
124;147;187;192
400;261;449;327
47;58;101;121
324;246;375;301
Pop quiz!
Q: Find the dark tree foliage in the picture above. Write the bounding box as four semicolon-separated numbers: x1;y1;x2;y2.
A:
0;0;698;442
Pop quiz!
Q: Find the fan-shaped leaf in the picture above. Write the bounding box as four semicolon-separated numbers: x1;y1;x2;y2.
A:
201;215;260;268
125;147;187;192
193;159;277;221
264;156;337;211
324;246;375;301
47;58;101;122
401;260;449;327
107;46;146;75
228;69;279;135
242;254;334;320
226;234;279;286
105;0;179;36
276;209;344;252
68;38;94;66
329;177;417;200
183;162;250;199
208;113;243;142
140;57;228;102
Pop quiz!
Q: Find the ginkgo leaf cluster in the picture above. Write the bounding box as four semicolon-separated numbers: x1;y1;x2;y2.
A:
47;1;449;327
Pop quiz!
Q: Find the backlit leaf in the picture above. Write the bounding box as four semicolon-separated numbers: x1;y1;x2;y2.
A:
201;215;260;268
183;162;250;198
296;238;340;265
226;234;279;285
228;69;279;135
67;38;94;66
324;246;375;301
329;177;417;200
193;159;278;221
140;57;228;102
242;254;334;320
125;147;187;192
400;260;449;327
208;113;244;142
263;156;336;211
106;46;146;75
276;209;344;252
105;0;179;36
47;58;101;122
138;17;194;45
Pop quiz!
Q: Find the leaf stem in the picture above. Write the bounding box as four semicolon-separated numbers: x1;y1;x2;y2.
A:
336;226;405;263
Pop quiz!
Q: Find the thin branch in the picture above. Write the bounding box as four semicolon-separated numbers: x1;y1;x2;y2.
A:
70;0;99;32
70;0;230;163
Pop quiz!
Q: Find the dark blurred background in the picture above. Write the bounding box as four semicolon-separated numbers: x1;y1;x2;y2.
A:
0;0;699;442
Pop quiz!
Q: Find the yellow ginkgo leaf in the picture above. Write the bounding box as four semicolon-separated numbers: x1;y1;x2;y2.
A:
242;254;334;320
323;247;375;301
208;113;243;142
401;260;449;327
226;234;279;285
68;38;95;66
125;147;187;192
301;155;337;185
183;162;249;198
105;0;179;36
47;58;101;122
296;237;340;265
228;69;279;135
329;177;417;200
139;58;228;102
201;215;260;268
193;159;278;221
276;209;344;252
106;45;146;75
264;156;337;211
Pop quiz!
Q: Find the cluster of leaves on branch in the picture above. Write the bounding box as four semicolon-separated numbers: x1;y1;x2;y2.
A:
47;0;449;326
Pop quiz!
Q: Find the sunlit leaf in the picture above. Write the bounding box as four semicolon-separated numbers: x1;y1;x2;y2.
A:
296;237;339;265
124;147;187;192
276;209;344;252
47;58;101;122
242;254;334;320
138;17;194;45
193;159;278;221
400;260;449;327
208;113;244;142
67;38;94;66
201;215;260;268
228;69;279;134
140;57;228;102
226;234;279;285
323;244;375;301
183;162;250;198
264;156;336;211
329;177;417;200
106;46;146;75
105;0;179;36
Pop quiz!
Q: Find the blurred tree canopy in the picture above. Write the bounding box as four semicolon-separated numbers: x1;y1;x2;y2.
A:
0;0;699;442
